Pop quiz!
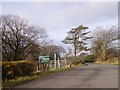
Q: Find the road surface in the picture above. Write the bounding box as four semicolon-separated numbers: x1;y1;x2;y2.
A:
14;64;118;88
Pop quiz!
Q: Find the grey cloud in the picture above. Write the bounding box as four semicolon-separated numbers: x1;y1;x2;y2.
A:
32;2;117;31
2;2;118;47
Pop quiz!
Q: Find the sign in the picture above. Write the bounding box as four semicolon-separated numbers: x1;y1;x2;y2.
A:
38;56;50;63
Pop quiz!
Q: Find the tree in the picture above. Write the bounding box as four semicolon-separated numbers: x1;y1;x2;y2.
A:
105;47;118;57
42;45;66;60
91;26;118;61
0;15;49;61
65;47;73;58
0;27;1;61
62;25;92;60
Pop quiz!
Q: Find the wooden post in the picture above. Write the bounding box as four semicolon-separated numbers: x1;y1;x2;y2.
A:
65;57;67;66
49;60;52;69
42;63;43;71
58;58;60;68
47;63;48;70
54;53;56;69
38;62;39;71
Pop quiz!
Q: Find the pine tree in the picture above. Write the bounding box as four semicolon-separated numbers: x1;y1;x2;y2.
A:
62;25;92;60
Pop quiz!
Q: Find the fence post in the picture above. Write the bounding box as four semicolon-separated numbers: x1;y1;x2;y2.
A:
54;53;56;69
49;60;52;69
65;57;67;66
58;58;60;68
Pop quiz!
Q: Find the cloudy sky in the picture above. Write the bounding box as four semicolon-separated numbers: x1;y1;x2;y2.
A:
1;1;118;49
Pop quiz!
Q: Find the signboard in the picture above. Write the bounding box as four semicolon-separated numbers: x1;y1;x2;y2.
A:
38;56;50;63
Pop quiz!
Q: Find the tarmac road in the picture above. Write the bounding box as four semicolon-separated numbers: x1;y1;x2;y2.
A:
14;64;118;88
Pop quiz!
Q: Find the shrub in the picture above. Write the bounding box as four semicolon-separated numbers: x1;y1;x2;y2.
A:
84;54;96;62
69;56;85;65
2;60;37;81
71;60;81;65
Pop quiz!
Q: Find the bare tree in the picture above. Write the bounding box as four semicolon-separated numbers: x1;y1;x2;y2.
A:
65;47;73;58
0;15;49;61
42;45;66;60
92;26;118;61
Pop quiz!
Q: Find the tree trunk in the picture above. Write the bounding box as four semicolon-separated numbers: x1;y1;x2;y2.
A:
74;43;77;60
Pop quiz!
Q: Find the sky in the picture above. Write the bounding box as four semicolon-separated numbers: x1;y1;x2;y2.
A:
1;0;120;2
1;1;118;50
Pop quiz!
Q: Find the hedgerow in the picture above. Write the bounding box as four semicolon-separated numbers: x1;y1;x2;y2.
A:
2;60;37;81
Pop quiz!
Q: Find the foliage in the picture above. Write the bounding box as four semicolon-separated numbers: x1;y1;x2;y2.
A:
84;54;96;62
95;57;118;65
105;47;118;57
70;56;85;65
71;60;81;65
2;60;37;81
42;45;66;60
3;66;74;88
1;14;49;61
91;26;118;61
62;25;92;60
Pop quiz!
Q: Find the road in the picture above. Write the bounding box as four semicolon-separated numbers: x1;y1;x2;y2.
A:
14;64;118;88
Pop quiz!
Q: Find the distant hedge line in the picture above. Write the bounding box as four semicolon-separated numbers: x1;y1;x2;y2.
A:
2;60;37;81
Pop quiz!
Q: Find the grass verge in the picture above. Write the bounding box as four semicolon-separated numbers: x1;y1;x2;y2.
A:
95;57;118;65
2;65;80;88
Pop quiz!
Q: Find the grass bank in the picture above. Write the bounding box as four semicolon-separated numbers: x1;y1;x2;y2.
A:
2;65;83;88
95;57;118;65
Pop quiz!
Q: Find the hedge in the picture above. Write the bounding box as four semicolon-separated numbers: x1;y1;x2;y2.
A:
84;54;96;62
2;60;37;81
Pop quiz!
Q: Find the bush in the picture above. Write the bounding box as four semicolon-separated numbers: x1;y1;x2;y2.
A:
2;60;37;81
69;56;85;65
71;60;80;65
84;54;96;62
